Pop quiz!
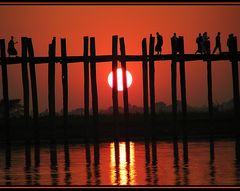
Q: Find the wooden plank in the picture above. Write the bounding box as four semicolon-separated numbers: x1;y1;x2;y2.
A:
61;38;68;128
142;38;149;119
90;37;98;123
83;36;89;119
48;39;56;125
0;39;10;141
149;34;155;118
27;38;39;131
3;52;240;65
112;35;119;117
120;37;129;118
21;37;30;129
178;36;187;118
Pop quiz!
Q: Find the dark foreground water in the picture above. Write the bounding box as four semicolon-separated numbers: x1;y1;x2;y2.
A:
0;138;240;186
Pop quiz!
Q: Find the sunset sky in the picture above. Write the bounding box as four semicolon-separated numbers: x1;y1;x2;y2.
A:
0;3;240;113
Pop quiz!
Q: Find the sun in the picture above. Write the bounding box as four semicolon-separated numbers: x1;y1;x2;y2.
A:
108;68;133;91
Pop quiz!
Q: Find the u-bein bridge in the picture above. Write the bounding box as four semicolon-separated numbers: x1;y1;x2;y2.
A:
0;35;240;142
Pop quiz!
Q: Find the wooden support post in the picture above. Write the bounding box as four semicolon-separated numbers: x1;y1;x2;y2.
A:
21;37;30;133
27;38;40;164
90;37;98;124
48;38;56;131
114;141;120;166
85;142;91;165
120;37;129;119
126;140;130;163
206;41;213;119
94;141;100;165
171;37;177;120
0;39;10;141
50;141;58;167
171;36;179;163
149;34;155;119
112;35;119;117
27;38;39;135
178;36;187;118
151;139;157;165
207;60;213;118
5;143;11;168
25;141;31;168
228;36;240;158
142;38;149;120
144;140;150;163
83;36;89;119
229;36;240;117
61;38;68;131
178;36;188;163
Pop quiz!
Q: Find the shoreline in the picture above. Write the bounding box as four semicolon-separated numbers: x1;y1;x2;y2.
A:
0;113;239;144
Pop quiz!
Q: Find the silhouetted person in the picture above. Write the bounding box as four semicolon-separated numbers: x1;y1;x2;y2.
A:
227;33;235;53
195;33;203;54
171;33;178;54
7;36;18;57
212;32;222;54
52;37;56;45
155;32;163;55
203;32;210;54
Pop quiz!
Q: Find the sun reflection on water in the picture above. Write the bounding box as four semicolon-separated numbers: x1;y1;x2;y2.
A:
110;142;135;185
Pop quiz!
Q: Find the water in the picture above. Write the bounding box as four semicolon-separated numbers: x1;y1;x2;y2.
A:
0;138;240;186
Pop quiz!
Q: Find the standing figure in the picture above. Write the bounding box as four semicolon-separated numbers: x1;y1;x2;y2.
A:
171;33;179;54
195;33;203;54
7;36;18;57
155;32;163;55
203;32;210;54
212;32;222;54
227;33;235;52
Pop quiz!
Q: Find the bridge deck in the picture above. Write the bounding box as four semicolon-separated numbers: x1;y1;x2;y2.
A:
1;52;240;65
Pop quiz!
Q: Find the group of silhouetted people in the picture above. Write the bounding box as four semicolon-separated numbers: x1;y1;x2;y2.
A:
5;34;238;58
195;32;219;55
153;32;237;55
154;32;180;55
195;32;210;54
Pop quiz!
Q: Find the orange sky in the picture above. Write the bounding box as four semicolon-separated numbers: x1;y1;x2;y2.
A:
0;4;240;112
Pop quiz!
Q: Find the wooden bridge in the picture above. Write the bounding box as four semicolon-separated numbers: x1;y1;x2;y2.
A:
0;35;239;141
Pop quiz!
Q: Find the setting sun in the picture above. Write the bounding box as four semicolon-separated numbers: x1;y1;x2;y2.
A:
107;68;133;91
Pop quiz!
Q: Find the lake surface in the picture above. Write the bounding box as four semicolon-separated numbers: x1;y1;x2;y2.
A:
0;138;240;186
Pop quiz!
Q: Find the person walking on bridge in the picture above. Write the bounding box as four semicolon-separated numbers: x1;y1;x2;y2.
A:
171;33;179;54
195;33;203;54
7;36;18;57
155;32;163;55
212;32;222;54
